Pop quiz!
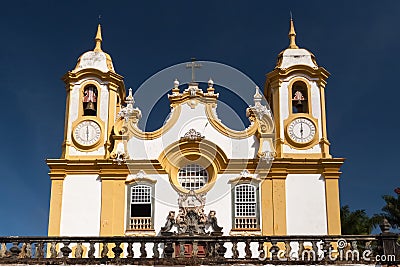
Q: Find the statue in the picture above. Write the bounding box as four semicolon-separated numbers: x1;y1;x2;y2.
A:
161;191;223;236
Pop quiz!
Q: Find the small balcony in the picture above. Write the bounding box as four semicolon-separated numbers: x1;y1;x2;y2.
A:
0;233;398;265
128;217;153;231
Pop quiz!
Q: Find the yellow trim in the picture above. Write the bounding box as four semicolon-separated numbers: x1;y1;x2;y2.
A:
47;177;65;236
272;178;287;235
283;114;319;149
205;104;259;139
77;80;102;119
99;178;126;237
287;77;312;116
158;140;228;194
325;179;341;234
71;118;105;151
62;68;126;160
261;179;273;235
126;105;181;140
323;166;342;235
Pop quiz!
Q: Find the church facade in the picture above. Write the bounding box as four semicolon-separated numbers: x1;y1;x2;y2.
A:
47;20;344;238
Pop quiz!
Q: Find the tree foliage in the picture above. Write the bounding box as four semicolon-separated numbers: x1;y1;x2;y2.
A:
340;205;378;235
379;188;400;229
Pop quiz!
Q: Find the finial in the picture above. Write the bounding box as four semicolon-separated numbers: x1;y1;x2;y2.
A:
254;86;262;102
288;16;299;49
94;24;103;52
126;88;134;108
174;78;179;89
208;78;214;88
127;88;133;100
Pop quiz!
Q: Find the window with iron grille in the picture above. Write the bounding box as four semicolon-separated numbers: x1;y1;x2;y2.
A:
128;184;153;230
233;184;259;229
178;164;208;190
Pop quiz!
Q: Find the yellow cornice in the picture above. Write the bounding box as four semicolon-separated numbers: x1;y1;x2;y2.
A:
266;65;330;85
47;159;167;178
168;89;218;107
267;157;345;177
62;68;126;100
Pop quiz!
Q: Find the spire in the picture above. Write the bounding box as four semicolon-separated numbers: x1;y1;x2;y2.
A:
94;24;103;52
288;18;299;49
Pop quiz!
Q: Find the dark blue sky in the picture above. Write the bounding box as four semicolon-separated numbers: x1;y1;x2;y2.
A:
0;0;398;235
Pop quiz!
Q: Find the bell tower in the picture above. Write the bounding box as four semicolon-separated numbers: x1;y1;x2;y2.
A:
264;19;344;235
61;24;126;159
265;19;330;159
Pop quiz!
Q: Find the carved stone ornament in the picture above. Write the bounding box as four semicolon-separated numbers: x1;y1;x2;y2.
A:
181;128;204;141
111;142;128;165
259;151;275;164
161;190;223;236
117;88;142;123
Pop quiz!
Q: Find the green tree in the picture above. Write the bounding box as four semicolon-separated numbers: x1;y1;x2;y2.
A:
341;205;377;235
379;188;400;229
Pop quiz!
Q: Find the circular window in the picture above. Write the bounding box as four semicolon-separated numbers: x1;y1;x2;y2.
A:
178;164;208;190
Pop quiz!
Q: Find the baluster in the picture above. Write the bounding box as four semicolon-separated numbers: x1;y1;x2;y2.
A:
126;242;134;259
60;242;71;258
112;242;123;259
50;242;57;258
18;243;26;258
35;242;44;258
232;241;239;259
269;240;279;260
216;241;226;258
152;242;159;259
10;242;20;258
245;239;252;259
285;241;291;260
75;242;83;258
0;243;6;258
163;241;174;258
298;241;304;260
140;241;147;258
258;241;265;260
193;241;198;258
100;242;109;259
207;242;214;257
312;240;318;261
179;242;185;258
88;242;95;259
351;240;358;251
26;243;32;259
322;239;331;260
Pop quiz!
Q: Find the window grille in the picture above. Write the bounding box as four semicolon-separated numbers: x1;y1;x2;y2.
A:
234;184;258;229
128;185;152;230
178;164;208;190
131;185;151;204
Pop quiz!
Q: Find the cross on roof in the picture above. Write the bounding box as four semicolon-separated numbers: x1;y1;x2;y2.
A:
186;58;202;83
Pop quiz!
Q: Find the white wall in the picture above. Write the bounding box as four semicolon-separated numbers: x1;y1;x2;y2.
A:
285;174;327;235
60;175;102;236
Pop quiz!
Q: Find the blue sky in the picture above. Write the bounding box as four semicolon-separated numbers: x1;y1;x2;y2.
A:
0;0;398;235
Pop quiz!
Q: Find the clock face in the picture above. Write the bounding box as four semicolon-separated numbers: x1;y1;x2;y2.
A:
73;120;101;146
287;118;316;144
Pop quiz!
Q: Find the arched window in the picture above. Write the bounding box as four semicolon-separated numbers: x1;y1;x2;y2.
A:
178;164;208;190
128;184;153;230
291;81;309;114
83;84;98;116
233;184;259;229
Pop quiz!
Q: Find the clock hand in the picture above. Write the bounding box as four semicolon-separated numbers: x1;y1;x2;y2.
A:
300;122;303;138
86;126;89;141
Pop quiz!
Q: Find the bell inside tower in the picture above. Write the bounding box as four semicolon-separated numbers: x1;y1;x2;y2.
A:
83;84;98;116
291;81;308;113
